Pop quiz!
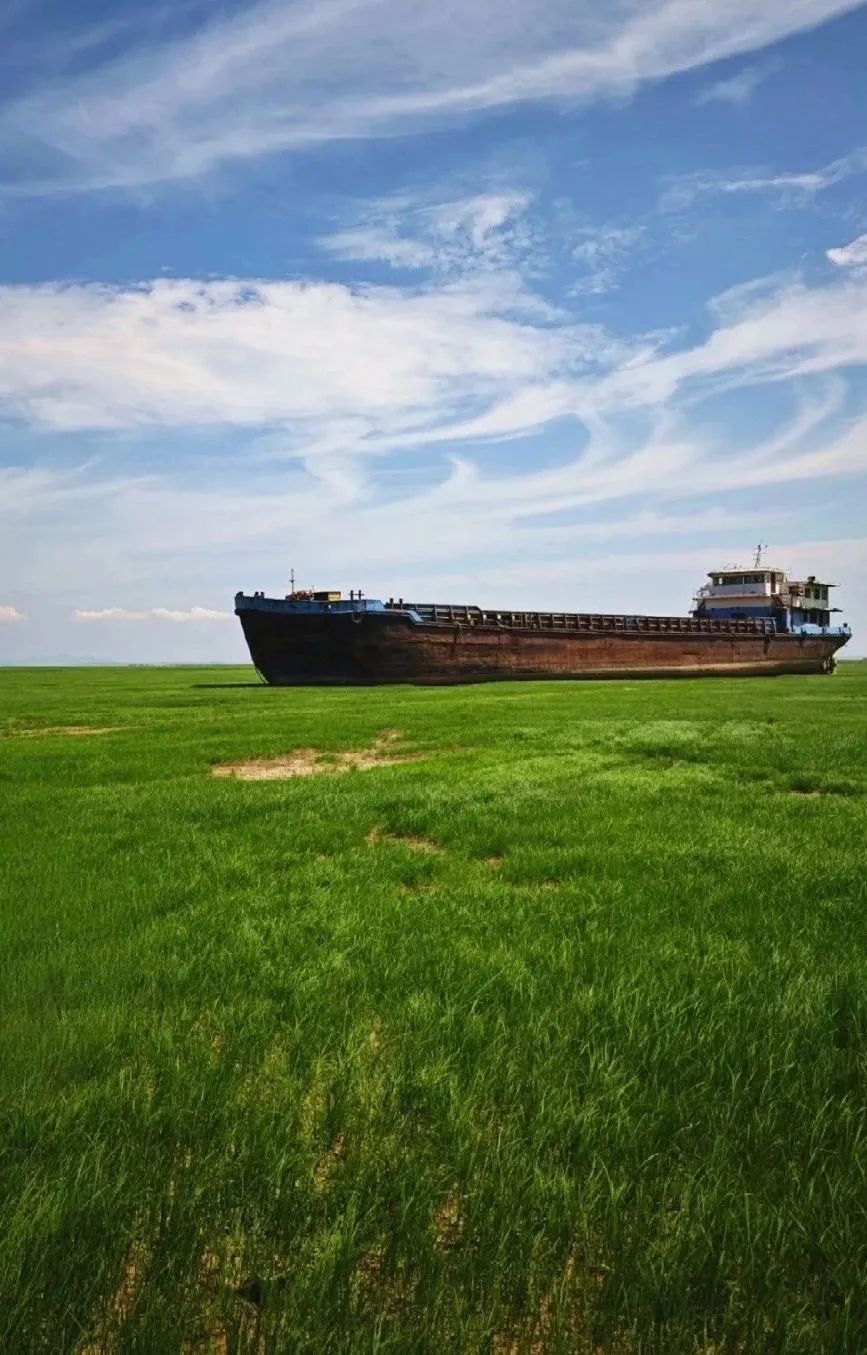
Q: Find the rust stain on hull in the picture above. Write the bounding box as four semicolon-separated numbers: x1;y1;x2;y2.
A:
239;611;848;685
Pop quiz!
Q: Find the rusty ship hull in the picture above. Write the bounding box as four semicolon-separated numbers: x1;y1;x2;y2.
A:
235;601;849;685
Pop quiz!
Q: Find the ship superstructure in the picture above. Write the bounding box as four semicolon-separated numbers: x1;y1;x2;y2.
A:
235;556;850;685
692;551;842;634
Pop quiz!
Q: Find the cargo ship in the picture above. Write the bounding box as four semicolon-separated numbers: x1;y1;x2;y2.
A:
235;554;851;684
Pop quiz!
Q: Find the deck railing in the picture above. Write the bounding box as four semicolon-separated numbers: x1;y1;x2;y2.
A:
384;602;777;636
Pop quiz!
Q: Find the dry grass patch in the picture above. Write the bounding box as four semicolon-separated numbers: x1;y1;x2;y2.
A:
366;826;443;853
6;724;121;739
212;729;423;780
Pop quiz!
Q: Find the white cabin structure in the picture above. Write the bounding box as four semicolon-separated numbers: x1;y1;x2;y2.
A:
692;557;845;634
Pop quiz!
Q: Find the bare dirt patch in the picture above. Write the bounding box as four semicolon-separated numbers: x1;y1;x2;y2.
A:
212;729;422;781
434;1190;466;1252
366;826;443;853
314;1131;347;1195
78;1242;147;1353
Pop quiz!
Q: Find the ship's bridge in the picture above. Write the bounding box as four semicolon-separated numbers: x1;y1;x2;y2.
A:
692;562;848;636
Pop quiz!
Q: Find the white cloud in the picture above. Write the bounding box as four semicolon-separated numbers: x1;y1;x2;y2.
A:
74;609;151;621
595;276;867;409
571;225;644;294
11;379;862;582
827;232;867;268
0;273;612;446
0;0;861;192
0;604;25;622
695;61;777;106
3;261;867;659
425;536;867;594
74;606;232;621
153;606;232;622
0;464;154;515
2;269;867;467
661;145;867;210
430;195;531;256
321;229;436;271
321;192;532;272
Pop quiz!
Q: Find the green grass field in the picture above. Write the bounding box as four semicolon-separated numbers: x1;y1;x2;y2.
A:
1;664;865;1354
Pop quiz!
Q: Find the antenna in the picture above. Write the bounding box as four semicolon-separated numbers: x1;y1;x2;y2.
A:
754;542;767;568
290;567;296;595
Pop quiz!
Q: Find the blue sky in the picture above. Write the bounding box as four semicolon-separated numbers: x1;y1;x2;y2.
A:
1;0;866;662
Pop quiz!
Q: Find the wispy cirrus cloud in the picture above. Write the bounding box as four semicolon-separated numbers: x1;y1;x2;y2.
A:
320;192;533;273
695;61;779;107
74;606;231;622
0;272;621;450
8;386;864;617
571;225;644;295
0;0;862;193
3;224;867;647
594;277;867;408
661;144;867;210
2;270;867;460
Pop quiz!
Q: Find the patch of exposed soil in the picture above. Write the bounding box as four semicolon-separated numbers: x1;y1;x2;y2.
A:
314;1132;347;1195
353;1248;384;1298
78;1233;267;1353
212;729;422;780
434;1190;466;1252
491;1246;613;1355
366;826;443;853
77;1244;146;1352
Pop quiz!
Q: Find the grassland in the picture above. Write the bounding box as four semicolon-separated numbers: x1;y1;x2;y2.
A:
1;663;865;1354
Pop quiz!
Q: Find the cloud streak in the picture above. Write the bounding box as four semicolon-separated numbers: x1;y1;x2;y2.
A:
74;606;232;622
0;0;861;192
571;225;644;294
0;604;25;622
321;193;532;273
661;146;867;210
695;61;778;107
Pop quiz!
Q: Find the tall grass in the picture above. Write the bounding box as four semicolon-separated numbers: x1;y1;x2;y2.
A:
1;664;865;1352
